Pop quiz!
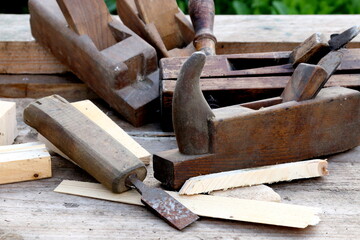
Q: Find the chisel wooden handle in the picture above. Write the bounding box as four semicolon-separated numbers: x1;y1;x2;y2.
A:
23;95;147;193
189;0;216;55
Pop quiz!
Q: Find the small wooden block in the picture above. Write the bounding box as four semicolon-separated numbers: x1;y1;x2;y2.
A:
0;100;17;145
289;33;329;66
281;63;328;102
55;180;320;228
0;142;52;184
180;159;328;195
154;87;360;189
39;100;151;165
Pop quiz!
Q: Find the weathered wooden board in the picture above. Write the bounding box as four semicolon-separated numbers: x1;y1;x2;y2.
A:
0;74;97;100
0;14;68;74
2;14;360;74
1;98;360;239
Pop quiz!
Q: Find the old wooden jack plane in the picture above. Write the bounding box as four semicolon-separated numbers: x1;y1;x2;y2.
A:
29;0;159;126
117;0;195;58
159;0;360;130
153;51;360;190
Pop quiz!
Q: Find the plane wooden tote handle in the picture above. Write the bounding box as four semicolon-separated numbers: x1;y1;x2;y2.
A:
189;0;217;55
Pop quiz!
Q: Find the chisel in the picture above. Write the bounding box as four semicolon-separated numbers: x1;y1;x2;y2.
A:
23;95;198;230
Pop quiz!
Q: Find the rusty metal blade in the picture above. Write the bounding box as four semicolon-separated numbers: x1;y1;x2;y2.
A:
127;174;199;230
329;25;360;50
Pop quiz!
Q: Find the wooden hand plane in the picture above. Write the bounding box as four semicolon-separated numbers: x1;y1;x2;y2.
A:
159;0;360;130
29;0;159;127
117;0;195;58
153;51;360;190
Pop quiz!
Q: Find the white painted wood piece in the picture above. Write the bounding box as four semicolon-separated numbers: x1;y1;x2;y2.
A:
0;142;52;184
180;159;328;195
55;180;321;228
39;100;151;164
0;100;17;145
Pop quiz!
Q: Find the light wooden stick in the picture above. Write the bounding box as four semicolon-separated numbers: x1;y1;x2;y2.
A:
55;180;321;228
39;100;151;165
0;142;51;184
180;159;328;195
0;100;17;145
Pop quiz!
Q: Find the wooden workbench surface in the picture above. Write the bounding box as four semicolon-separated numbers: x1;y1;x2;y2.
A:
1;14;360;239
1;97;359;240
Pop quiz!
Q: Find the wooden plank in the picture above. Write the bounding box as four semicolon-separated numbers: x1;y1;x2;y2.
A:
160;49;360;80
179;160;328;195
1;97;360;239
0;142;51;184
39;100;151;165
214;15;360;54
0;100;17;145
55;180;320;228
0;14;68;74
0;74;97;100
2;15;360;74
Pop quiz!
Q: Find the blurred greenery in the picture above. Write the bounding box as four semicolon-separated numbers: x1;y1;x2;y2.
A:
177;0;360;14
1;0;360;14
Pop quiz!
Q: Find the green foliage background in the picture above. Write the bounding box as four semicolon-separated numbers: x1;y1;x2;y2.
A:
176;0;360;14
1;0;360;14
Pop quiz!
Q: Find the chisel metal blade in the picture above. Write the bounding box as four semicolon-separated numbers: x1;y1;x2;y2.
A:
329;25;360;50
127;174;199;230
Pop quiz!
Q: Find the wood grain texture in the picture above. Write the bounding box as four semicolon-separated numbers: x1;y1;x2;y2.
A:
55;180;320;228
39;100;151;164
180;160;328;195
29;0;159;126
23;95;147;193
210;184;281;202
117;0;194;57
0;100;17;145
0;142;51;184
160;49;360;80
160;48;360;130
281;64;328;102
189;0;216;55
154;87;360;189
56;0;117;51
289;33;329;65
1;98;360;239
0;74;97;100
2;15;360;74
